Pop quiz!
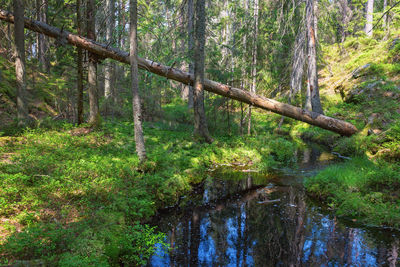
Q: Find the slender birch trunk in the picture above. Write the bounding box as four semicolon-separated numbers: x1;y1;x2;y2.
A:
365;0;374;37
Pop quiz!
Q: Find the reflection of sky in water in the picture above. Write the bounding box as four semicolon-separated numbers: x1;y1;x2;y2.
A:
226;217;239;265
150;242;170;266
149;146;400;266
150;197;398;266
150;165;399;267
302;216;379;266
198;216;215;265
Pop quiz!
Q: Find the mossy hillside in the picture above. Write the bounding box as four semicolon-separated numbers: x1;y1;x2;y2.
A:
0;120;299;265
291;34;400;157
302;34;400;228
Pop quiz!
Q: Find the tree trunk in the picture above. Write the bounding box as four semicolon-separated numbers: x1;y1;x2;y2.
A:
41;0;49;72
76;0;84;125
240;0;249;136
104;0;114;102
247;0;259;135
306;0;323;114
314;0;318;42
130;0;147;162
14;0;28;125
0;9;358;136
87;0;100;125
6;22;12;56
383;0;388;28
338;0;352;47
36;0;41;60
193;0;213;143
383;0;389;39
180;3;189;101
364;0;374;37
36;0;49;72
187;0;194;109
290;22;306;103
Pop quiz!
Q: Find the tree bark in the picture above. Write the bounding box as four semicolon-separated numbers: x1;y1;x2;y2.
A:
240;0;249;136
365;0;374;37
180;3;189;101
0;9;358;136
104;0;114;101
383;0;387;28
383;0;389;39
36;0;41;60
338;0;352;46
290;12;306;102
36;0;49;72
193;0;213;143
87;0;100;125
187;0;194;109
306;0;324;114
130;0;147;162
13;0;28;125
76;0;84;125
247;0;259;135
114;0;126;107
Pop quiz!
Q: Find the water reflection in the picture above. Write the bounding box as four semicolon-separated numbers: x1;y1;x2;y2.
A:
149;146;400;266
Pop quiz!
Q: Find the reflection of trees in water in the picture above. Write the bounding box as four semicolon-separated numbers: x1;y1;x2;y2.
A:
246;185;307;266
388;239;399;267
151;173;400;266
189;210;200;265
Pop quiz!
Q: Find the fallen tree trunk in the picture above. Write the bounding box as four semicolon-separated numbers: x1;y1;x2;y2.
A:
0;10;358;136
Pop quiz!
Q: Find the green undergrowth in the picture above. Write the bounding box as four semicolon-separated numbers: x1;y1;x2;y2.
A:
302;34;400;228
305;157;400;228
0;120;299;265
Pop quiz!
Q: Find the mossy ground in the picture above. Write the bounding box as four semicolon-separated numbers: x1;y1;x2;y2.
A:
302;33;400;228
305;157;400;227
0;117;298;265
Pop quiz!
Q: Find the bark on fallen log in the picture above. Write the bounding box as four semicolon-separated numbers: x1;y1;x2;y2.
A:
0;10;358;136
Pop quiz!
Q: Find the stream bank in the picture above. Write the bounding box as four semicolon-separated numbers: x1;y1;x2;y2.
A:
149;144;400;266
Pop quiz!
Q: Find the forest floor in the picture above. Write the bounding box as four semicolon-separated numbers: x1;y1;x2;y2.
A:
1;35;400;265
0;117;300;265
301;35;400;228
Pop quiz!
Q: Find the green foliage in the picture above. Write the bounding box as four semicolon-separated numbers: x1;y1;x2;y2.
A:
0;119;299;265
305;157;400;227
300;33;400;228
387;121;400;141
333;133;379;157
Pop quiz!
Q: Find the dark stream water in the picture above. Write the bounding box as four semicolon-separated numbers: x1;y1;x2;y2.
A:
149;145;400;266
